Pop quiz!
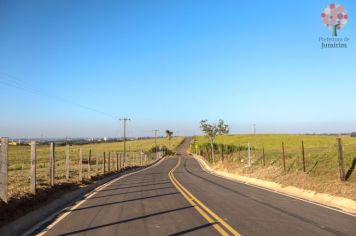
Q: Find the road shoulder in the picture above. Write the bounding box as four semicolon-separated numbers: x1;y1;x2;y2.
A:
192;153;356;216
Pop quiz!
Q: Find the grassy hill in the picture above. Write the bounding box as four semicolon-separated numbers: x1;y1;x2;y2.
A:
192;134;356;200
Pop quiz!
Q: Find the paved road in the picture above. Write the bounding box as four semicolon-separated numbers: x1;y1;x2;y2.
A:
39;139;356;236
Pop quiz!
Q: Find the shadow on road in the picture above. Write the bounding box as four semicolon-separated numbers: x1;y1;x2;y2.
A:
97;181;171;191
71;192;179;212
58;206;194;236
180;158;346;236
108;179;168;187
89;186;175;200
168;223;216;236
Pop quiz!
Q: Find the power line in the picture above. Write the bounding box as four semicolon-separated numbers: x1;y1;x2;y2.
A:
119;118;131;164
0;73;116;119
152;129;159;146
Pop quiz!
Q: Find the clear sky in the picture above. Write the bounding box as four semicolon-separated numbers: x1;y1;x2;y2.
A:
0;0;355;138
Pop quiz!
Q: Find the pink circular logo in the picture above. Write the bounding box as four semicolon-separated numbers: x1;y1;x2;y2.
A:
321;3;348;36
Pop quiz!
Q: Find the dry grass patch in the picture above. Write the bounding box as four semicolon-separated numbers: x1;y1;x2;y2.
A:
192;134;356;201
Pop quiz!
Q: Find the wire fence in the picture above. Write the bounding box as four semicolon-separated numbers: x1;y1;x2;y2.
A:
191;138;356;182
6;142;163;199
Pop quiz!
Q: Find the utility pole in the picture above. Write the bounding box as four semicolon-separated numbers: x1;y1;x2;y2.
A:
152;129;159;159
119;118;131;165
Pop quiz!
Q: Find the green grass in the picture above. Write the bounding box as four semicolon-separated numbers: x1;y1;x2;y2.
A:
192;134;356;200
7;137;184;198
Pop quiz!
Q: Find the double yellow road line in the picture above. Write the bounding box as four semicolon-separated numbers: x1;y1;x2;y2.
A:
168;157;241;236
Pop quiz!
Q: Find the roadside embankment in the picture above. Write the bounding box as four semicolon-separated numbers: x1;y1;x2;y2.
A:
192;153;356;215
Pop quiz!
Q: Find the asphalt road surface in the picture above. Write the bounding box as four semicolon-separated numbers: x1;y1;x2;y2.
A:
38;138;356;236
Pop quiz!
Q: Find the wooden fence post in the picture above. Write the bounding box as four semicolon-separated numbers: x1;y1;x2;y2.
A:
119;153;122;170
282;142;286;171
336;138;346;181
116;152;119;172
122;152;124;168
79;148;83;182
108;152;111;173
254;143;257;159
65;144;70;180
103;152;106;174
0;137;9;203
247;143;251;167
301;141;306;172
122;152;125;169
96;151;99;174
140;150;143;166
238;145;241;162
123;151;126;167
262;144;265;166
50;142;55;186
30;141;36;194
88;149;91;178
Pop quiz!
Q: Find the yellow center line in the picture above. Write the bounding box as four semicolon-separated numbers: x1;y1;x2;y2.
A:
168;157;241;236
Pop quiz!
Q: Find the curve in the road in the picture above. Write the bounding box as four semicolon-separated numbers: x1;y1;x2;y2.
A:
31;137;356;236
35;155;219;236
169;156;241;236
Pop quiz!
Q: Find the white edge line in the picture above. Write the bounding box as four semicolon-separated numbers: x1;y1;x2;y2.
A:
34;157;167;236
192;155;356;218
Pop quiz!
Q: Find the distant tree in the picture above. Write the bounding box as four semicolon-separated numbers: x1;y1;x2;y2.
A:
165;130;174;147
351;132;356;138
200;119;229;163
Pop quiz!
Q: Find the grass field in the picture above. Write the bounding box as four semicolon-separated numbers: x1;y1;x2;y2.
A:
191;134;356;200
7;137;184;199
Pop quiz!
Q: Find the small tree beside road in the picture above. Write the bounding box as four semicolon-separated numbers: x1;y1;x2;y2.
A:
165;130;174;147
200;119;229;163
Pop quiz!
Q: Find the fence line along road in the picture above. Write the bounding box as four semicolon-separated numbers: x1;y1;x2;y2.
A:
192;137;351;182
0;139;165;203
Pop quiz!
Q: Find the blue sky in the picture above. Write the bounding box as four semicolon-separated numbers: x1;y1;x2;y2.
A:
0;0;355;138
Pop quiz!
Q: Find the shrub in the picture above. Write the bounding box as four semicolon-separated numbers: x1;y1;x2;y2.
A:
193;143;248;154
147;145;174;156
